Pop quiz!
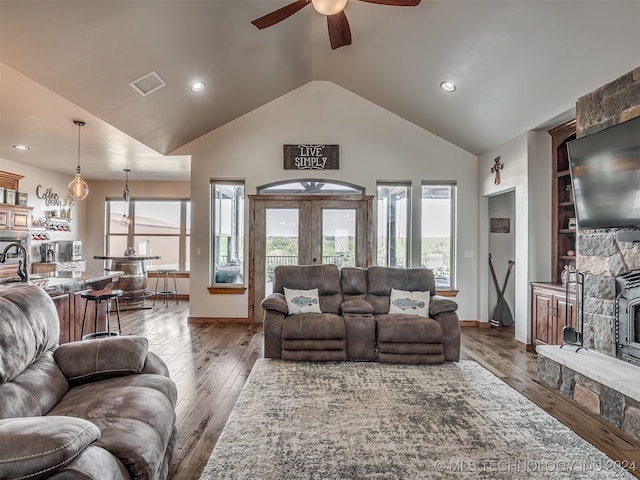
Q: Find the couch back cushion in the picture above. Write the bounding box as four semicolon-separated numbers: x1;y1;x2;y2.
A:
273;264;342;314
0;286;60;384
340;267;367;302
366;267;436;315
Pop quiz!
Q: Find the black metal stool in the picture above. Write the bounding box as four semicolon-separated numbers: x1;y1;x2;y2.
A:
153;269;178;307
80;288;123;340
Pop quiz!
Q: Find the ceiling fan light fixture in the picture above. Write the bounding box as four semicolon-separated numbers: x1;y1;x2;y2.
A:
13;144;29;151
440;81;456;93
68;120;89;201
312;0;348;16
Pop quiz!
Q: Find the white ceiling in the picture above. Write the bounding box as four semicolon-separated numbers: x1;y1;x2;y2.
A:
1;0;639;181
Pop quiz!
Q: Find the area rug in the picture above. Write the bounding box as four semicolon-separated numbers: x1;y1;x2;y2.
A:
200;360;635;479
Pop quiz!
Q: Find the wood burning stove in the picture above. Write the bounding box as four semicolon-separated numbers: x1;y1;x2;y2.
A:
616;270;640;367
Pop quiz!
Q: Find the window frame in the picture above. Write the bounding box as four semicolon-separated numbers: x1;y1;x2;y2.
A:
376;182;411;268
421;181;457;289
104;197;191;272
210;180;245;287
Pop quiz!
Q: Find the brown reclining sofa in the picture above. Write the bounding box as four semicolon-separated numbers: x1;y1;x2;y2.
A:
262;264;460;364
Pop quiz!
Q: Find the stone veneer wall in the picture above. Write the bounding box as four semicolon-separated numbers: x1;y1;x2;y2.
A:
575;67;640;356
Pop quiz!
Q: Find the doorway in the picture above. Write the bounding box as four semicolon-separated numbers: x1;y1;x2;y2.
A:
249;194;373;322
488;191;516;331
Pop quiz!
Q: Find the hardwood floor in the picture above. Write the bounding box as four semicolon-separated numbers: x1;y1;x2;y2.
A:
116;304;640;479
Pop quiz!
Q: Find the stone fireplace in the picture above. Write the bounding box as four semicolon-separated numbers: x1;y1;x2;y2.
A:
537;67;640;443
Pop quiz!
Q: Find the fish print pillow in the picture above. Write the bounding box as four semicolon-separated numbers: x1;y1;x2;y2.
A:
389;288;429;317
284;287;322;315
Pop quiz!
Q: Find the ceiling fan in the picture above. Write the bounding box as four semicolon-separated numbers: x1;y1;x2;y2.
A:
251;0;421;50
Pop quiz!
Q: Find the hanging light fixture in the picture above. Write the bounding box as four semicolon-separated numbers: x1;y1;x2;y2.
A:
121;168;132;226
311;0;348;15
68;120;89;200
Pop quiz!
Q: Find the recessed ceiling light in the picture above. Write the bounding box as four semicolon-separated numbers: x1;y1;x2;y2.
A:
191;81;206;93
440;81;456;93
13;144;29;150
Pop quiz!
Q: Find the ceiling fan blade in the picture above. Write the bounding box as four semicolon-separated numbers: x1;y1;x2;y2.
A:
357;0;421;5
251;1;310;29
327;11;352;50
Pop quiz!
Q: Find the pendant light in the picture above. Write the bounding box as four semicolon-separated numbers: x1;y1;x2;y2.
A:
68;120;89;200
121;168;132;226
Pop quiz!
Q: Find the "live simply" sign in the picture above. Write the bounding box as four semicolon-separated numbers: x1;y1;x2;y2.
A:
283;144;339;170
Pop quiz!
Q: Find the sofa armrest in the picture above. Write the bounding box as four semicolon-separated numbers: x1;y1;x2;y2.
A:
0;416;100;480
341;299;374;314
54;335;149;384
262;292;288;314
142;350;171;377
429;295;459;316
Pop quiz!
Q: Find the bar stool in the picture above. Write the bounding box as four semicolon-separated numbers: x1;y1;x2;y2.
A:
153;269;178;307
80;287;123;340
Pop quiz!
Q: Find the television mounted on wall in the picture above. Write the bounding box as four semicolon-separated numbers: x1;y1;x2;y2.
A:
567;116;640;230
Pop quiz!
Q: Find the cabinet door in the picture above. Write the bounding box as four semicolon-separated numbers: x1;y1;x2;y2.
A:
0;209;8;229
532;288;554;345
51;293;71;344
555;294;576;345
10;210;30;230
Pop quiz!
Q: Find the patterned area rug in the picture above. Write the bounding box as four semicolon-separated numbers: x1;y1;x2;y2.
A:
200;360;635;479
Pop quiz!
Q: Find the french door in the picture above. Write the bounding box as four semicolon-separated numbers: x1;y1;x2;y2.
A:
249;195;373;322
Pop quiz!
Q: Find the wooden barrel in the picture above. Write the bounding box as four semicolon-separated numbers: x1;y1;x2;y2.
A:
111;259;147;306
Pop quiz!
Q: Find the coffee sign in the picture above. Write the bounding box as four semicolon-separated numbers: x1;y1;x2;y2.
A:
283;144;339;170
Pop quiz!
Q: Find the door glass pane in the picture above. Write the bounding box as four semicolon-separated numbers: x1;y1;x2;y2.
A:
265;208;299;294
322;209;356;268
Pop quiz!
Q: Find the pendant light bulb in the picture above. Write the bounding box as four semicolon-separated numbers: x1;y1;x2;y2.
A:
311;0;347;16
68;120;89;200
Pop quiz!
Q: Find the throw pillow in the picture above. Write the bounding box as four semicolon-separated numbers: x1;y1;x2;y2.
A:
284;288;322;315
389;288;429;316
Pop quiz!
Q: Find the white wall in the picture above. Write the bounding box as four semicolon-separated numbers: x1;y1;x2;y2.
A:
478;131;551;345
1;156;85;262
176;81;479;321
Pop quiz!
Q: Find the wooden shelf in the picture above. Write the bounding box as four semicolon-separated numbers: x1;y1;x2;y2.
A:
559;228;576;234
559;256;577;261
556;169;571;178
559;201;575;207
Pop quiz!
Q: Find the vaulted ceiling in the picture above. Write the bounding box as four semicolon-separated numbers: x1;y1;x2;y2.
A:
1;0;639;180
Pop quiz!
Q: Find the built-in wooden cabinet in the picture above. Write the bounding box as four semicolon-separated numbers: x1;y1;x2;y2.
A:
0;204;32;231
548;119;577;284
531;282;576;346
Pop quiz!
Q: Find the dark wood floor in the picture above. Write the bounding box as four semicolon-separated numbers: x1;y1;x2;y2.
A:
117;303;640;479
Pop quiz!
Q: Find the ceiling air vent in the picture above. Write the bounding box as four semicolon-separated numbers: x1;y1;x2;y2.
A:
130;71;166;96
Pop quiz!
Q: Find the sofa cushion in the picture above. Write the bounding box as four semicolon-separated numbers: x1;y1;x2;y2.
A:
366;267;436;315
0;416;100;480
0;285;60;384
284;288;321;314
48;374;177;480
0;350;69;419
376;315;443;344
389;288;429;316
282;313;346;340
54;336;148;384
273;264;342;314
341;298;374;314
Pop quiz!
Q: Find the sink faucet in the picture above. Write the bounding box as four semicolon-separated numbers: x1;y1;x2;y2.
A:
0;243;29;282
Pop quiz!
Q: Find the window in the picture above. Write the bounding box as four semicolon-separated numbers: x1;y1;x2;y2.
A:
105;199;190;271
377;183;410;267
211;181;245;285
422;183;456;288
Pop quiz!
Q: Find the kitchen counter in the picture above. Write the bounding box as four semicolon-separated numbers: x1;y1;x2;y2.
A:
0;270;123;344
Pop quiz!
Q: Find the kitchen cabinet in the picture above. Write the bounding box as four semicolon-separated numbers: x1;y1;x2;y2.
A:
0;205;32;231
531;282;576;346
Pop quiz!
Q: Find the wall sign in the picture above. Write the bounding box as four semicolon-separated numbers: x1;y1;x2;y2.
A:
283;144;339;170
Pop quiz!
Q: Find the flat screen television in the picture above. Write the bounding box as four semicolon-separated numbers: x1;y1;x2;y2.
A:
567;116;640;230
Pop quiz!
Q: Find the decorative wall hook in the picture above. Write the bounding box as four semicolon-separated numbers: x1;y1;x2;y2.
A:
491;156;504;185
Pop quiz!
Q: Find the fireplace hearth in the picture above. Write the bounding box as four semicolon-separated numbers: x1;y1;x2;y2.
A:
616;270;640;367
